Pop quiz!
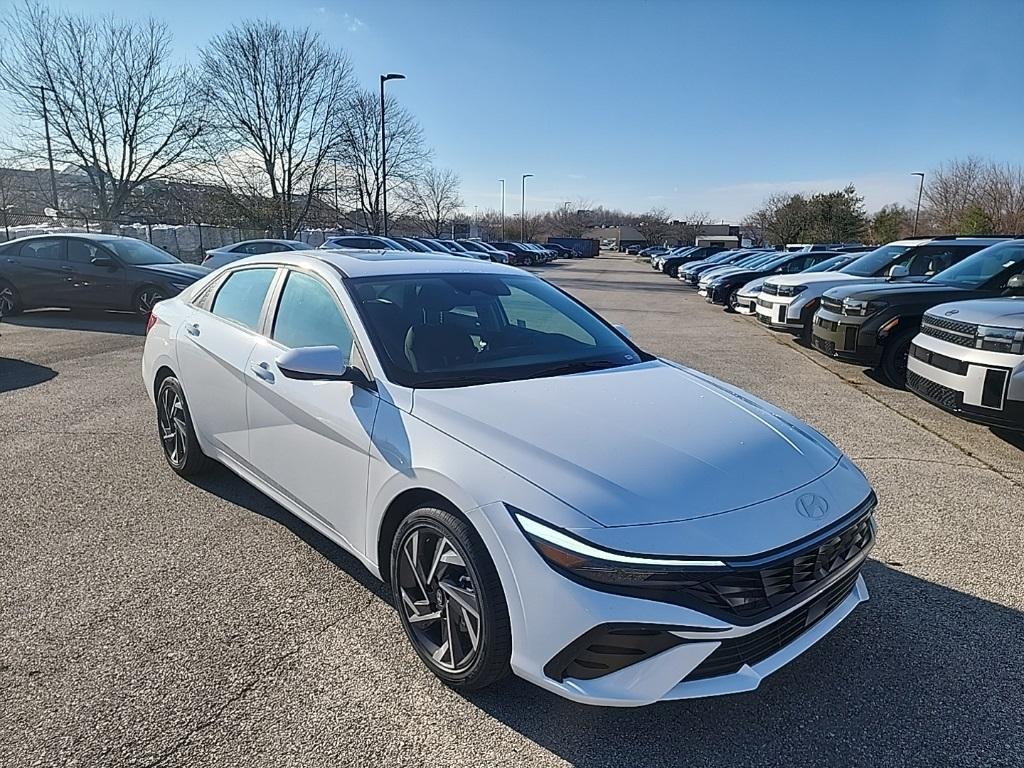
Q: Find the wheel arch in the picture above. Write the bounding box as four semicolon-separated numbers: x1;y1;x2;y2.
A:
376;487;463;581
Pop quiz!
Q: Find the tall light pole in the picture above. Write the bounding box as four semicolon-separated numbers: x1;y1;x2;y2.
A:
379;73;405;236
499;179;505;239
521;173;533;240
37;85;58;211
911;172;925;237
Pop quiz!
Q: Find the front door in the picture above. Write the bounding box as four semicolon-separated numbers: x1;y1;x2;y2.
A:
245;268;379;553
65;239;127;308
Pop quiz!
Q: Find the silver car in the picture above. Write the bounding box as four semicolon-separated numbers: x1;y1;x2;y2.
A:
907;294;1024;431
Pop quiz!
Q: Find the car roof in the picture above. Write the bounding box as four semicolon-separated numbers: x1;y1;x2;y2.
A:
3;232;137;243
235;248;517;278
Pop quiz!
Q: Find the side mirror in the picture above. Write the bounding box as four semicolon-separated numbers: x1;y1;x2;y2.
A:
888;264;910;280
91;256;115;268
276;346;375;390
613;323;631;339
1005;274;1024;294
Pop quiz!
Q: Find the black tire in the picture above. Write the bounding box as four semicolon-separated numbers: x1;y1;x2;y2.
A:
878;325;917;388
391;507;512;691
0;279;23;316
156;375;212;477
133;284;166;317
800;318;813;345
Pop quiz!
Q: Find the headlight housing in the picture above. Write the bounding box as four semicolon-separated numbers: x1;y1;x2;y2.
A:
976;325;1024;354
842;298;888;316
512;510;726;589
778;284;806;297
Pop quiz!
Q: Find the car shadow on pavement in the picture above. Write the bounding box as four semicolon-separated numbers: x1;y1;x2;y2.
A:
461;561;1024;767
0;357;58;393
2;309;146;336
991;427;1024;452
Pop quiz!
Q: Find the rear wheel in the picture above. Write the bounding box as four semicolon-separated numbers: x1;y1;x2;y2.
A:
156;375;211;476
878;325;917;388
391;507;511;691
0;279;23;316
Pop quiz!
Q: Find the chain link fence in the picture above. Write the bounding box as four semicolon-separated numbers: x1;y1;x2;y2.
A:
0;210;343;263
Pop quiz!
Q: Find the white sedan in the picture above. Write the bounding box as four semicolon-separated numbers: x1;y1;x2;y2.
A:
142;249;876;706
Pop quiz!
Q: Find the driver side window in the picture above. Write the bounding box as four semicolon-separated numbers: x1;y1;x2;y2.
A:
498;285;597;345
272;271;356;363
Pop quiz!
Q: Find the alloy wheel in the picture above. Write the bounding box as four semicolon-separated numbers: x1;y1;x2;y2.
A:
0;285;16;316
136;289;164;315
397;526;482;673
158;385;188;467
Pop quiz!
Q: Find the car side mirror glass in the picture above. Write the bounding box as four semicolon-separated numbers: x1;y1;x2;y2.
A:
91;256;115;268
276;346;374;389
888;264;910;279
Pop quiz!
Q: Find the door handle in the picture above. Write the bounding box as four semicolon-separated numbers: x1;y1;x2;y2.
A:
4;258;15;263
250;361;275;383
60;265;73;272
185;322;200;337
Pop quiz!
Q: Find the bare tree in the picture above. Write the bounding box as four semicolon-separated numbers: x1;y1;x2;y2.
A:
0;2;203;225
405;167;463;237
336;89;429;234
199;21;353;237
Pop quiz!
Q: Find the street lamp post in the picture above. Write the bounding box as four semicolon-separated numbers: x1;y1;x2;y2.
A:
499;179;505;240
521;173;533;240
379;73;406;237
911;172;925;237
37;85;58;211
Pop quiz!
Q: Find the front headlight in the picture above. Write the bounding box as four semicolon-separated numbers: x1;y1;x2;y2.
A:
512;510;725;588
976;325;1024;354
779;285;807;297
842;298;888;316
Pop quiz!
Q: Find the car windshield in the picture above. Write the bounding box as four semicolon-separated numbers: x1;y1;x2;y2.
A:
380;237;408;250
839;244;913;276
442;240;470;252
459;241;487;252
102;238;180;265
930;241;1024;288
805;255;850;272
349;272;651;388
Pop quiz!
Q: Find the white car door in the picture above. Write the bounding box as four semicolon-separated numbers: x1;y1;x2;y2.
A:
244;268;379;554
176;266;280;462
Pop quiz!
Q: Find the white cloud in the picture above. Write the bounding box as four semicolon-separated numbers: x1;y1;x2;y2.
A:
342;12;366;32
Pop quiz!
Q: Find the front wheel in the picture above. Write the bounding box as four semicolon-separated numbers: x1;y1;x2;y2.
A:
878;325;917;388
134;285;166;317
391;507;512;691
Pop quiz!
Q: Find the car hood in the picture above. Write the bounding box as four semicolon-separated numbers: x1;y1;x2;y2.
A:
135;262;211;282
822;281;985;303
738;277;768;295
411;360;842;527
927;297;1024;326
766;272;879;288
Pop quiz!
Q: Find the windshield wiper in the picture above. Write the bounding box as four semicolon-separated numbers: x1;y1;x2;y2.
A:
526;359;626;379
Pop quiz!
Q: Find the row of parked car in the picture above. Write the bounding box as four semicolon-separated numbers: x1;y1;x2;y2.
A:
0;232;576;319
643;237;1024;432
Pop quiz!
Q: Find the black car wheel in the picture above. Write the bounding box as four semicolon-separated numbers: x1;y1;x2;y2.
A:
879;325;917;388
0;279;23;316
391;507;511;691
134;285;166;317
156;375;211;477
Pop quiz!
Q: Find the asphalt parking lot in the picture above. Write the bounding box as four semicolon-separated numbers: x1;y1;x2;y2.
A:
2;253;1023;768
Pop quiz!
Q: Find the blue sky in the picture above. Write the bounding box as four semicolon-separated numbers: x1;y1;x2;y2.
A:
20;0;1024;221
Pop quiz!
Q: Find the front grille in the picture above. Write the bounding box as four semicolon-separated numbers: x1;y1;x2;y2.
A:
910;343;968;375
757;312;771;325
921;315;976;347
812;336;836;356
683;566;861;682
678;512;873;621
762;283;779;296
816;315;838;332
907;370;960;410
821;296;844;313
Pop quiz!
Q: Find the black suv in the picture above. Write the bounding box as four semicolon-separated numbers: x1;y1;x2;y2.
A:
0;234;209;316
811;238;1024;385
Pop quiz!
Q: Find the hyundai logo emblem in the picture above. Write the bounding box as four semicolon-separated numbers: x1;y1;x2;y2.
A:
945;309;960;316
796;493;829;519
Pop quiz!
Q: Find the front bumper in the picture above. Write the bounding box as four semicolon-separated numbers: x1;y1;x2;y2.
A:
906;334;1024;431
733;291;759;314
755;295;804;331
810;308;881;365
471;487;874;707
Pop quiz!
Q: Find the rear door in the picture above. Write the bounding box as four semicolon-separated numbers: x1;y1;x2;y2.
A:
7;237;70;306
245;268;379;551
176;265;280;462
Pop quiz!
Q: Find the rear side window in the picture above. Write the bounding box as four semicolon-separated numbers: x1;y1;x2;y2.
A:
67;240;104;264
211;268;277;331
904;244;982;276
272;271;355;359
20;238;64;260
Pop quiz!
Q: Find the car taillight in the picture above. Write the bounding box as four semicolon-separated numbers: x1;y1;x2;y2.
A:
146;312;158;335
